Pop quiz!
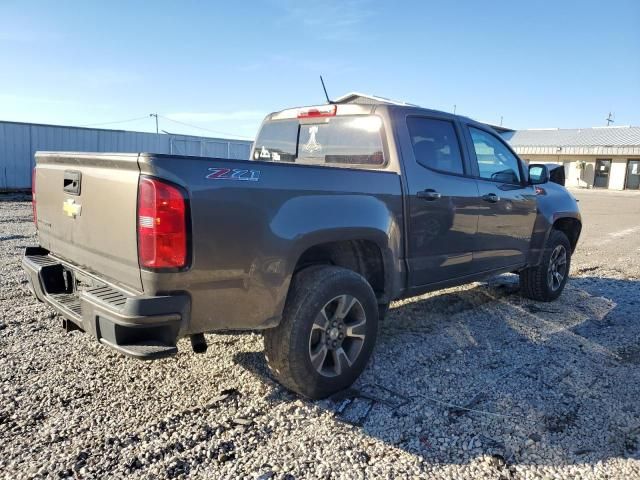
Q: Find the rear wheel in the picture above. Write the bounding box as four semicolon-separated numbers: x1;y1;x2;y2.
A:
520;229;571;301
264;266;378;399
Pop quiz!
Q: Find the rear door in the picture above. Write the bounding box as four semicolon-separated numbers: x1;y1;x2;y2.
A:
35;153;142;291
462;125;537;271
398;114;482;286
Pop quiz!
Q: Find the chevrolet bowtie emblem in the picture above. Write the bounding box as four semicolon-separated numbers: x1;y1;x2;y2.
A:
63;198;82;218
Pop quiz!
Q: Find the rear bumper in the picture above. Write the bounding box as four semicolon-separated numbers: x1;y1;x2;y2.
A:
22;246;189;359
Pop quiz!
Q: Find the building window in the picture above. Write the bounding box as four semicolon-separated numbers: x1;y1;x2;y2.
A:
626;159;640;190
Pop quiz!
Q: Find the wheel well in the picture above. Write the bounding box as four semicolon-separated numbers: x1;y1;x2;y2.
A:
553;217;581;252
294;240;386;302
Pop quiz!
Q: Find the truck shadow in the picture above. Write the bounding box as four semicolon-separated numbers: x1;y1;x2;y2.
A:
234;274;640;468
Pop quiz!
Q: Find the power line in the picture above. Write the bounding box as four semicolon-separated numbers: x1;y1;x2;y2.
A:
78;116;150;128
78;113;255;140
158;115;254;140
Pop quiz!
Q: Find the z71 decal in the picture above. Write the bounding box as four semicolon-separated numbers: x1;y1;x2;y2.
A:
206;167;260;182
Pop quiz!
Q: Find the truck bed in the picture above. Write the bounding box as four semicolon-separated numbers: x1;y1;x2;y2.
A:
32;152;404;337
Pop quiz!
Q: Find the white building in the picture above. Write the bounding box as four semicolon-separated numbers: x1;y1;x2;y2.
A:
503;126;640;190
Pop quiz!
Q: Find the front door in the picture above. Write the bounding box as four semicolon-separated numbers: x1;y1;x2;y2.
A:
401;115;482;286
464;126;538;272
594;159;612;188
626;160;640;190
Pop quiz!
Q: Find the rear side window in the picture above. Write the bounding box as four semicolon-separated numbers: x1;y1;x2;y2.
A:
406;117;464;175
253;115;385;167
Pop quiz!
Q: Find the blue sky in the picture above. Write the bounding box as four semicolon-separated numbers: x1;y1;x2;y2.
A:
1;0;638;139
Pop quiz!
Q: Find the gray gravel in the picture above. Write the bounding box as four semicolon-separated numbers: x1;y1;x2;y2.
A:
1;190;639;480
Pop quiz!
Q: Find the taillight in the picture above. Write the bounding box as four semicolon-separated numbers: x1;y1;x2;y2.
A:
32;167;37;228
297;104;337;118
137;177;188;269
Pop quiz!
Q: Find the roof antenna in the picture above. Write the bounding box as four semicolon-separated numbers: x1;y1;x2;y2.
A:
320;75;334;104
606;112;615;126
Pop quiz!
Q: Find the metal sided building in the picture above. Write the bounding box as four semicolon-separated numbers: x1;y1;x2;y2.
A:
0;120;253;191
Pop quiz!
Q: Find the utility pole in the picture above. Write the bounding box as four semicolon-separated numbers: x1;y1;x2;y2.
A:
605;112;615;126
500;115;503;127
453;104;457;114
149;113;159;134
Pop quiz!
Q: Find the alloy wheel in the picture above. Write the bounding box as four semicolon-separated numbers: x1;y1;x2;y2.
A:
547;245;567;291
308;294;367;377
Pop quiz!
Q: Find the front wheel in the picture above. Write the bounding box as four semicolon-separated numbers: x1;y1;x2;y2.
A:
520;229;571;302
264;266;379;399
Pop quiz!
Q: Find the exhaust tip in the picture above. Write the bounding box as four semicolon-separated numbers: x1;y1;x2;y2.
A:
190;333;207;354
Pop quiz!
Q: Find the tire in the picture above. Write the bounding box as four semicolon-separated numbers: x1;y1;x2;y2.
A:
264;266;379;399
520;229;571;302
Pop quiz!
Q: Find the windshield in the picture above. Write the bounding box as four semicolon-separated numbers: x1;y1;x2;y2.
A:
253;115;385;167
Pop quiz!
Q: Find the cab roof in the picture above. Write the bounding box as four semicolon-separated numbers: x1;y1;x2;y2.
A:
266;102;498;135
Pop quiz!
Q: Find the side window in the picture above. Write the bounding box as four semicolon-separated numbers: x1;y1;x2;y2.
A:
469;127;522;184
406;117;464;175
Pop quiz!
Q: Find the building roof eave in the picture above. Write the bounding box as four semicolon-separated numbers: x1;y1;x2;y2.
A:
512;145;640;156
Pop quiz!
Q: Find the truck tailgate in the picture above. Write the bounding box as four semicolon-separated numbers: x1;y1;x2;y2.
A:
34;152;142;292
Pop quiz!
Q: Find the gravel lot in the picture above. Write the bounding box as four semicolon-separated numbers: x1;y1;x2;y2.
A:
1;190;639;480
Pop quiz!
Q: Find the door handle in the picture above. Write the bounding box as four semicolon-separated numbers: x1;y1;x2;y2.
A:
63;170;82;195
482;193;500;203
417;189;441;201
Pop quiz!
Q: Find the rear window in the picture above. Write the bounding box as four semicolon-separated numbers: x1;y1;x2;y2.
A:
253;115;385;167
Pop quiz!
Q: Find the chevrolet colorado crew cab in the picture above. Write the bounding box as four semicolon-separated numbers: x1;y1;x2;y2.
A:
23;101;581;399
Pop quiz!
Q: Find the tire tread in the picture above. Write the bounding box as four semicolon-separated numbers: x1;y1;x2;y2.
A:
520;229;571;302
264;265;377;398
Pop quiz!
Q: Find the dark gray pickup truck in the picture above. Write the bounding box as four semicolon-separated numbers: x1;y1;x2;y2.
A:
23;101;581;398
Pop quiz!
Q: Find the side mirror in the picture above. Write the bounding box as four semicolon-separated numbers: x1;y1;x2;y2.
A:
528;164;549;185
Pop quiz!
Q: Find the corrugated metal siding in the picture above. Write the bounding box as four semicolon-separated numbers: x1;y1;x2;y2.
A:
228;142;251;160
0;123;31;190
0;121;253;190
